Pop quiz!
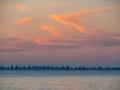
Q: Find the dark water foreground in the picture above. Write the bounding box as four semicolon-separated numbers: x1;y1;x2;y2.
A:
0;70;120;77
0;70;120;90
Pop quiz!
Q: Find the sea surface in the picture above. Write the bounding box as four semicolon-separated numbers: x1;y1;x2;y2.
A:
0;70;120;90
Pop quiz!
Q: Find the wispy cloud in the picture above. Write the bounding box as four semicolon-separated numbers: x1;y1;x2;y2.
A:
52;2;69;8
1;6;120;52
15;17;34;25
50;6;120;34
42;25;62;37
0;30;120;52
9;3;32;13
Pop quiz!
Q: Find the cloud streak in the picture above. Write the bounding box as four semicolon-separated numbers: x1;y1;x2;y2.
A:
0;31;120;52
42;25;62;37
1;6;120;52
15;17;34;25
50;6;120;34
9;3;32;13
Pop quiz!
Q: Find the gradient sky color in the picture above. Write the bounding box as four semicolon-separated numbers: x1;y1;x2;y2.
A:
0;0;120;66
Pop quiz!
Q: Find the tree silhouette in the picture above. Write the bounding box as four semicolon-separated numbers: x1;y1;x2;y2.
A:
0;65;120;70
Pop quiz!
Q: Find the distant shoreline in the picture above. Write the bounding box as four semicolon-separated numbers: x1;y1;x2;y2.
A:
0;65;120;71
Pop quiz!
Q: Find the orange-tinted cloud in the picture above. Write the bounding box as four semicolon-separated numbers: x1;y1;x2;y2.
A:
15;17;34;25
50;15;88;34
90;6;120;14
52;2;68;8
50;6;120;34
42;25;62;37
10;4;32;13
34;37;58;45
1;32;120;52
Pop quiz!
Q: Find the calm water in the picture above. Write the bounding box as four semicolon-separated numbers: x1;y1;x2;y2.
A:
0;70;120;90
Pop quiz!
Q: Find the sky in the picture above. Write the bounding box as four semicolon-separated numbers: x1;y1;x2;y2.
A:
0;0;120;66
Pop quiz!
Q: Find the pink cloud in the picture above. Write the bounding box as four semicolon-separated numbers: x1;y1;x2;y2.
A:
15;17;34;25
0;30;120;52
9;3;32;13
50;6;120;34
42;25;63;37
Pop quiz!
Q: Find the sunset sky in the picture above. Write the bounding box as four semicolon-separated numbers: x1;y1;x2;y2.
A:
0;0;120;66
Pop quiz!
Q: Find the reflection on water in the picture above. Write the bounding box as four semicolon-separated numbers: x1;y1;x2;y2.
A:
0;70;120;90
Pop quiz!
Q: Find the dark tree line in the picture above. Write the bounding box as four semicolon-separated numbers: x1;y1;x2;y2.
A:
0;65;120;70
